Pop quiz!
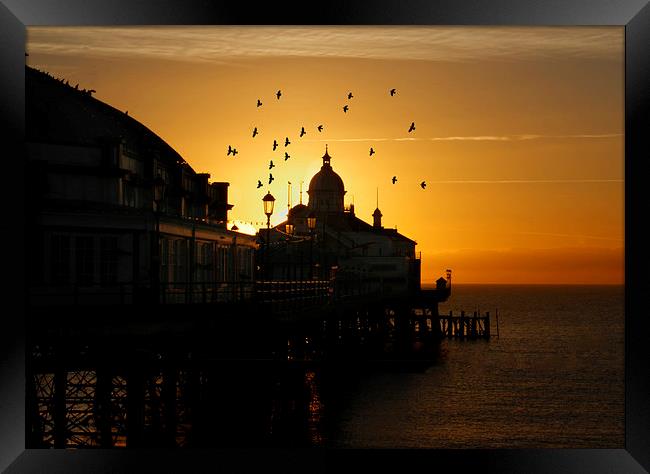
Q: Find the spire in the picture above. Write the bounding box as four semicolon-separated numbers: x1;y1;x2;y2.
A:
299;181;303;204
288;181;292;213
373;188;382;228
323;144;331;167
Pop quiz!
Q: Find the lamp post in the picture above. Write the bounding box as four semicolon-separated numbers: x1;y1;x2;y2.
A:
307;212;316;280
262;192;275;280
285;224;294;281
152;176;166;303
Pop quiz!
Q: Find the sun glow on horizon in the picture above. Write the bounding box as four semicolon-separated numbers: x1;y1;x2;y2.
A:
27;26;624;284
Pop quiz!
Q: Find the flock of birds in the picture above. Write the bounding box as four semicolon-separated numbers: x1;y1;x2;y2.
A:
227;88;427;191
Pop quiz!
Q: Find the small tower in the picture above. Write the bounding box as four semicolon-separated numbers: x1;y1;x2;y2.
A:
373;207;383;228
373;187;382;228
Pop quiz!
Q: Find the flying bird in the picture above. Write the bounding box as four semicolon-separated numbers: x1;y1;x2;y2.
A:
252;127;258;137
273;139;278;151
284;152;290;161
227;145;234;155
232;148;238;156
347;92;353;99
285;137;291;147
257;180;263;189
390;88;396;96
269;160;275;169
408;122;416;133
276;90;282;99
392;176;397;184
300;126;306;137
420;181;427;189
269;173;274;184
369;147;375;156
257;99;262;107
317;124;323;132
343;105;349;113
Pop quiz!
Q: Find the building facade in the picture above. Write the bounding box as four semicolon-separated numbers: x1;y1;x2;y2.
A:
263;148;426;296
26;66;257;305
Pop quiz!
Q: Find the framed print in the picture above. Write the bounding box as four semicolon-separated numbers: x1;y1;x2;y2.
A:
1;1;648;473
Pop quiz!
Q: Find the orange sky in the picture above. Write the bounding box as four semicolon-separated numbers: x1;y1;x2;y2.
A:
26;26;624;284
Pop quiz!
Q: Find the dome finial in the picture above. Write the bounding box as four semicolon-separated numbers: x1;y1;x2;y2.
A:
323;144;331;166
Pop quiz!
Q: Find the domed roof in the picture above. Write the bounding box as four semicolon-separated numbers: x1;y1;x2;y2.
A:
288;203;309;218
308;147;345;194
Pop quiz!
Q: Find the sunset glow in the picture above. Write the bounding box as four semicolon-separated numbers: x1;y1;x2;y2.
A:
27;26;624;284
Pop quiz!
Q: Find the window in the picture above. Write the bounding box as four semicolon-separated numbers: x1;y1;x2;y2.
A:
75;236;95;286
196;242;213;283
123;182;138;208
174;240;188;285
51;234;71;284
99;236;118;286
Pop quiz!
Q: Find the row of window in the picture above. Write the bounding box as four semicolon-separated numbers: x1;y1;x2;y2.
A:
47;233;255;287
50;234;119;286
160;238;254;285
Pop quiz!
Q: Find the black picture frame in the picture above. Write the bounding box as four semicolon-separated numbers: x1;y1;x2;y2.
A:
1;1;648;472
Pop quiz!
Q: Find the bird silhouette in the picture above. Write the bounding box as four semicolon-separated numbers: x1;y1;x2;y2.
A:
227;145;233;155
420;181;427;189
232;148;238;156
257;180;263;189
408;122;416;133
392;176;397;184
273;140;278;151
343;105;349;113
253;127;258;137
300;126;306;137
347;92;353;99
369;147;375;156
317;124;323;132
88;89;96;95
284;152;290;161
269;160;275;169
257;99;262;107
276;90;282;99
285;137;291;147
269;173;274;184
390;88;397;96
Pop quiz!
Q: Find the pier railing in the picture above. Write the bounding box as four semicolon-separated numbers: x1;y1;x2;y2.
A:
28;279;333;307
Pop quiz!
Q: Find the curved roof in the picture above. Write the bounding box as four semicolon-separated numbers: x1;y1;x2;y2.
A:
26;66;192;171
308;149;345;195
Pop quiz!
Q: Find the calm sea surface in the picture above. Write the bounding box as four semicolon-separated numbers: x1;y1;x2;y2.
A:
322;284;624;448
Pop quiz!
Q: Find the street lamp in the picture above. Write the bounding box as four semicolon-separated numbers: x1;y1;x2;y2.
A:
307;212;317;280
285;224;294;280
262;192;275;280
152;176;166;303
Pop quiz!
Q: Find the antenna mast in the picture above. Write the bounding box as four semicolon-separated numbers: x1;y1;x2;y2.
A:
288;181;292;213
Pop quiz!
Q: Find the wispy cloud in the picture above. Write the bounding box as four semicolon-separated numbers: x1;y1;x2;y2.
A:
424;179;622;184
515;231;623;242
304;133;621;143
27;26;622;64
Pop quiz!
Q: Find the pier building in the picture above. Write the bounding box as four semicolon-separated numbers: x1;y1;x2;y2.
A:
26;66;257;306
262;148;423;296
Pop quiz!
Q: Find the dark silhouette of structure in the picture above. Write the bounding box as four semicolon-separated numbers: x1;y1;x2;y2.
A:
26;65;257;307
